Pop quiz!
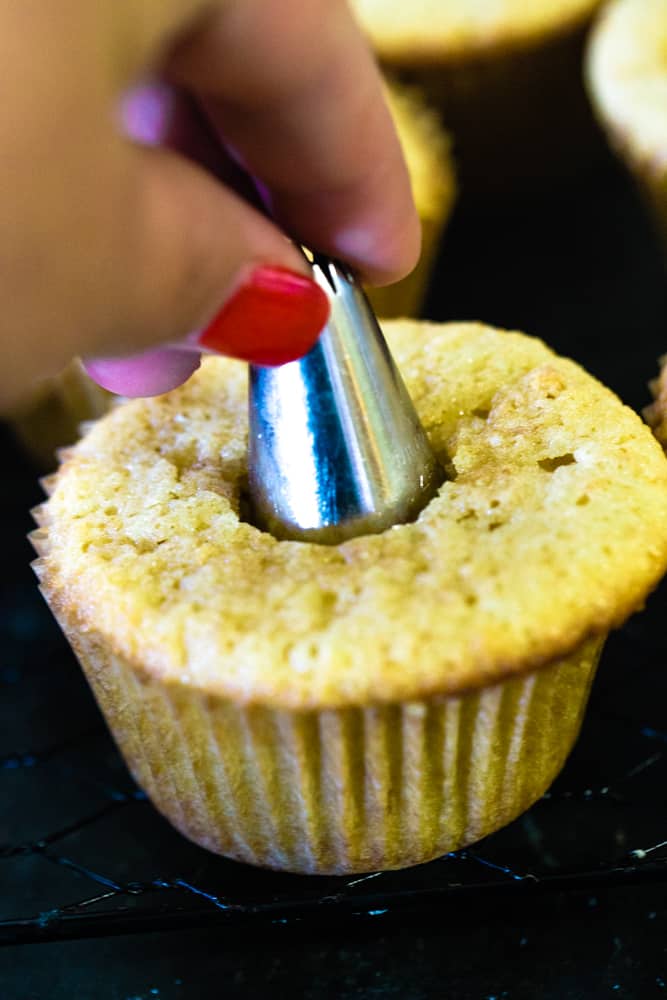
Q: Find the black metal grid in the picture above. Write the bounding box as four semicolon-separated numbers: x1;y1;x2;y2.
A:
2;163;667;948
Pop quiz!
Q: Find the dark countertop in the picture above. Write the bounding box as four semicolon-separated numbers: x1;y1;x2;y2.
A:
1;163;667;999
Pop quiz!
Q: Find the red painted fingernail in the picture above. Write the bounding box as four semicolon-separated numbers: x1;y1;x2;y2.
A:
197;266;330;366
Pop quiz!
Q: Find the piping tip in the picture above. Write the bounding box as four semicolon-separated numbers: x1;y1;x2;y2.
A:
247;253;444;544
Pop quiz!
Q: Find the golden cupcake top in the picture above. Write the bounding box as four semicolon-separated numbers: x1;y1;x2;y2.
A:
384;81;456;221
351;0;604;60
39;321;667;710
587;0;667;167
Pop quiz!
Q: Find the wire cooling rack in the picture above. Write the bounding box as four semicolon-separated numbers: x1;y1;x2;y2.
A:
2;166;667;948
2;428;667;946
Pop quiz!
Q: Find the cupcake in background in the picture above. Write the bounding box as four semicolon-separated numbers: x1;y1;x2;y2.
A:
586;0;667;250
5;358;113;470
367;82;456;318
351;0;607;195
32;320;667;874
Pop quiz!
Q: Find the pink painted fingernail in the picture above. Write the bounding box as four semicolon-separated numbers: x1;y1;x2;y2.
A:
84;348;201;397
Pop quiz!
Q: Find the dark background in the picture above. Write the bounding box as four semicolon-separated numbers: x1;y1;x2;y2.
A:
1;158;667;998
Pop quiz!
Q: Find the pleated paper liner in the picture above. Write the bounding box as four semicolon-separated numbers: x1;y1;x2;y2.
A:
32;479;603;875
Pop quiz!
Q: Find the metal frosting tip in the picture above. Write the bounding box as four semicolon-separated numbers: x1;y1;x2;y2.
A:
247;252;445;544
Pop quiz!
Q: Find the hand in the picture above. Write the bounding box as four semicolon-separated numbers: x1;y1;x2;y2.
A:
0;0;419;408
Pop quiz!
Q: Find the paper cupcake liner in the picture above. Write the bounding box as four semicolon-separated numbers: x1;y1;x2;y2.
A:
389;16;606;196
7;359;112;470
31;509;602;874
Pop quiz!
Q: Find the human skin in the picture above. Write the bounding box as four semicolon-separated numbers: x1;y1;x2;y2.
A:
0;0;419;409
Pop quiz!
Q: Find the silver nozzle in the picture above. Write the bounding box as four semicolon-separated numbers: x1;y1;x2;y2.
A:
247;254;444;544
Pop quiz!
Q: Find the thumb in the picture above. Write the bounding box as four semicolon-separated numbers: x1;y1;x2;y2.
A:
84;142;329;395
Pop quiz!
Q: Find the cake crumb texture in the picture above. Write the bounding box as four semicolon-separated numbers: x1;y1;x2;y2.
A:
366;81;455;317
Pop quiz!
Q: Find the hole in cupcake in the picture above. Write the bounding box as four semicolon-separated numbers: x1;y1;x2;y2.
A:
464;594;478;606
471;406;490;419
237;462;448;542
489;499;500;508
488;520;505;532
576;494;590;506
319;590;337;613
538;453;576;472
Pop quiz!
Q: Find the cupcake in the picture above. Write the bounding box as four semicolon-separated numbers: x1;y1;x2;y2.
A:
32;321;667;875
586;0;667;248
351;0;606;194
6;358;112;469
367;82;456;318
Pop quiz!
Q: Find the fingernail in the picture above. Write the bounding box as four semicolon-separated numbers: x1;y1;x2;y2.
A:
197;266;330;366
84;347;201;397
119;82;174;146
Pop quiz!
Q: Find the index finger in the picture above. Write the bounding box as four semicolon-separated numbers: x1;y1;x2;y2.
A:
166;0;420;286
